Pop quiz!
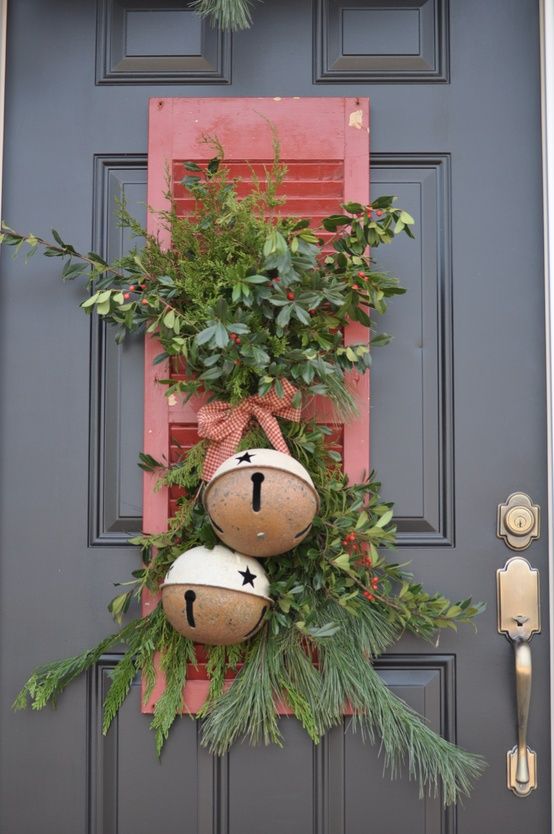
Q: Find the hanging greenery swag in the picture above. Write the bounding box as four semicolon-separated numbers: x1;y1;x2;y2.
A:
2;149;485;805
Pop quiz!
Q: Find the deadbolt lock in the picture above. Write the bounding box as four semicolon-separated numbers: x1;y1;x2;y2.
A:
498;493;540;551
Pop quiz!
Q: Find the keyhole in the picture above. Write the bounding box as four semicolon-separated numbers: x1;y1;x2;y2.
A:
251;472;265;512
184;590;196;628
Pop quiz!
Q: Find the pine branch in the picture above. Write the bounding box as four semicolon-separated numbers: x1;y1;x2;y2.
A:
201;628;282;754
13;612;161;712
102;606;167;734
316;628;485;805
150;631;197;756
191;0;257;30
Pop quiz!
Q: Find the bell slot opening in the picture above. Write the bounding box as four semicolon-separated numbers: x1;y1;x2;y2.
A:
251;472;265;512
184;589;196;628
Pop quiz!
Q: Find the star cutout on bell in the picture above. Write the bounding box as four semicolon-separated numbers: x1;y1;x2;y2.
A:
236;452;255;464
239;566;257;587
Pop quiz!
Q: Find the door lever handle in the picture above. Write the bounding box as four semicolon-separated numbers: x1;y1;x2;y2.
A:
513;637;532;785
497;557;540;796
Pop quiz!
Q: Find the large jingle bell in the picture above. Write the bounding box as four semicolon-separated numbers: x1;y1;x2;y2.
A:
161;545;271;645
203;448;319;557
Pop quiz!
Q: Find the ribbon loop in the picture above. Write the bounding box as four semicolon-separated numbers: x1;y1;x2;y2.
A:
197;380;301;480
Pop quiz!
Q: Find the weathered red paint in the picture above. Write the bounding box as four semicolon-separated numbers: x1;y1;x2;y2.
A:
142;97;370;714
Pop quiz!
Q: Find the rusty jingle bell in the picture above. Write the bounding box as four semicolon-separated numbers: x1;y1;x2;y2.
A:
203;448;319;558
161;545;271;645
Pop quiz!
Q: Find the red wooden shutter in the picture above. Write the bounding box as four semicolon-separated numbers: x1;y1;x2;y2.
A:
142;98;369;712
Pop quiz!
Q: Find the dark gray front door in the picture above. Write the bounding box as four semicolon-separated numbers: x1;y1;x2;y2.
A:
0;1;549;832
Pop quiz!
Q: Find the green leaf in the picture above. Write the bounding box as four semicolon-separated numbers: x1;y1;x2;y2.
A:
291;390;302;409
355;511;369;529
158;275;175;287
195;325;217;345
375;509;393;528
81;292;99;309
227;323;250;334
276;305;292;328
200;366;223;380
108;591;132;625
343;202;364;215
322;215;351;232
163;310;175;329
244;274;268;284
214;323;229;349
399;210;415;225
292;305;310;325
333;553;352;572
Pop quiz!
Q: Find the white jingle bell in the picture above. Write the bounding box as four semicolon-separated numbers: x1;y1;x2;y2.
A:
161;545;271;645
203;448;319;558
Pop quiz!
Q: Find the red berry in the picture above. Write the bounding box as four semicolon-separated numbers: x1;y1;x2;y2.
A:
376;210;383;217
273;276;281;283
352;284;360;291
364;591;374;601
235;337;241;345
128;285;136;291
357;271;366;279
309;309;316;316
123;292;130;300
371;577;379;588
287;291;295;300
141;299;148;305
348;532;356;541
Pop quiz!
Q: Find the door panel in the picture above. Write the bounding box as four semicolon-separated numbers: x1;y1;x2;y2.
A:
0;1;549;832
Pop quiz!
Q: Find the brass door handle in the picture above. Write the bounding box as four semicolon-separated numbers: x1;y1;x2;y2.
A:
497;557;540;796
513;638;532;785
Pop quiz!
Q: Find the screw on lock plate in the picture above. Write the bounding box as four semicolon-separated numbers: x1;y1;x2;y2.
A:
498;493;540;551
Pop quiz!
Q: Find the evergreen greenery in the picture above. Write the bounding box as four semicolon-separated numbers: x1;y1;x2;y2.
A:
192;0;257;30
4;151;485;805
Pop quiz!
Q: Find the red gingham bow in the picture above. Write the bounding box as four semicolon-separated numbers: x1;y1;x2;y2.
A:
197;380;301;481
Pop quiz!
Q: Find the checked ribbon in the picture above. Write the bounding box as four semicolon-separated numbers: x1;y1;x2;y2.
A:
197;379;301;481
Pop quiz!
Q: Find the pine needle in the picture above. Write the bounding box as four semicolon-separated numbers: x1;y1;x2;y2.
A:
316;626;485;805
201;628;282;754
13;612;161;712
102;606;167;734
191;0;257;30
150;631;196;756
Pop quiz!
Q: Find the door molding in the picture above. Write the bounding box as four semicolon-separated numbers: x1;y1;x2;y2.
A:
540;0;554;821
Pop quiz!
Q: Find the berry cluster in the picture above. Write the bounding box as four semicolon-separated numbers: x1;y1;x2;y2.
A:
342;531;379;602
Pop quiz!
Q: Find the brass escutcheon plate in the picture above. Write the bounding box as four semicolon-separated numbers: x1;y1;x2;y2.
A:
498;493;540;550
507;746;537;796
497;557;540;641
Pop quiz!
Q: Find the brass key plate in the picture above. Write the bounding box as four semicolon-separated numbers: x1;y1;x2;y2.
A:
498;493;540;551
